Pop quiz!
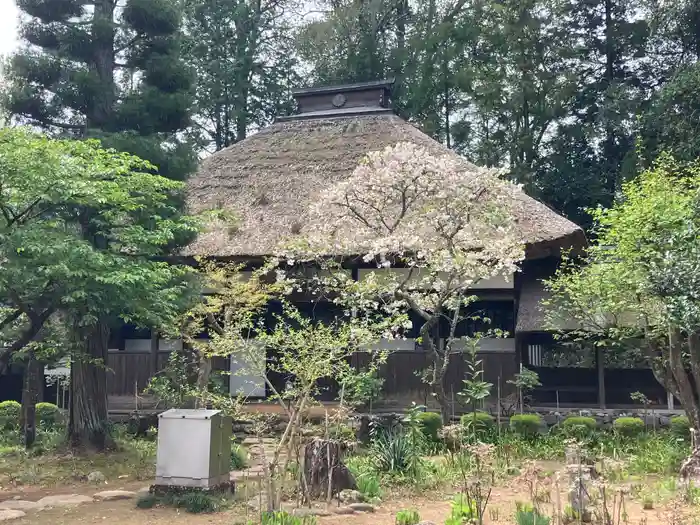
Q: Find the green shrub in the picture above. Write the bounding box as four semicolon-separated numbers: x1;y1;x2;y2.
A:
136;493;157;509
559;416;597;437
0;401;20;430
230;441;247;470
417;412;442;441
670;415;691;440
356;472;382;500
175;491;223;513
395;509;421;525
262;510;317;525
510;414;543;437
460;411;495;433
35;403;61;428
613;417;645;437
445;494;476;525
515;502;551;525
371;430;420;473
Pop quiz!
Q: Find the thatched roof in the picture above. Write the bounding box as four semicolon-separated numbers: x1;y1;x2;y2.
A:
185;91;584;259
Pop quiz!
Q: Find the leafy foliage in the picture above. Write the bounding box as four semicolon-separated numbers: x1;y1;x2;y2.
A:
510;415;543;437
515;502;551;525
261;511;317;525
417;412;443;443
0;402;20;431
545;155;700;442
338;368;384;408
395;509;421;525
460;412;495;434
670;416;691;440
559;417;598;438
230;441;247;471
35;403;61;429
292;142;523;421
613;417;645;438
4;0;195;182
0;128;199;448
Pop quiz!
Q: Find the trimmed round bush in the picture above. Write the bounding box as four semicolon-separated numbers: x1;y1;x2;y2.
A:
417;412;443;441
510;414;542;437
560;416;597;437
35;403;61;428
670;415;691;440
460;412;495;433
613;417;645;437
0;401;21;430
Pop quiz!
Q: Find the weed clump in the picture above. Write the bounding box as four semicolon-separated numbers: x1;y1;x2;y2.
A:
670;415;690;440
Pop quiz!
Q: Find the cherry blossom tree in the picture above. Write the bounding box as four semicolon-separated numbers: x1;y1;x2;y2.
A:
290;142;525;421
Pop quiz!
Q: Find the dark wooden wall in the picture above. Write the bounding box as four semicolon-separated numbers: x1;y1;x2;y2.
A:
106;350;171;396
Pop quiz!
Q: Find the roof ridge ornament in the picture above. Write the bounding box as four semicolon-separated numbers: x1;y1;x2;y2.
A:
279;79;396;122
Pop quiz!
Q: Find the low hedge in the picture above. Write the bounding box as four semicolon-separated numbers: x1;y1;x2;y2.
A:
559;416;598;437
417;412;443;441
670;415;691;440
0;401;20;430
613;417;645;437
510;414;542;437
460;412;495;433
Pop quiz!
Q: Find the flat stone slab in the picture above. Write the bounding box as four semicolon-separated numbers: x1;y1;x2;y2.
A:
0;510;25;521
93;490;137;501
347;503;376;513
291;507;331;517
37;494;94;507
0;501;43;511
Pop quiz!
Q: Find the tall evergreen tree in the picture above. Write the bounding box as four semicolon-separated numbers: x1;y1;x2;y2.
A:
181;0;298;152
2;0;196;448
3;0;195;180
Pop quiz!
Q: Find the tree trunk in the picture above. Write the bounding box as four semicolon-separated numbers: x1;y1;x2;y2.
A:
69;319;112;450
20;353;43;449
302;438;355;501
88;0;116;130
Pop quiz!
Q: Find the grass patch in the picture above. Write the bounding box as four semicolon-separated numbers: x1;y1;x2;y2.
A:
0;423;158;486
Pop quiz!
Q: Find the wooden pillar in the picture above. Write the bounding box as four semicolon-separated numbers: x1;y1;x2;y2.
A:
150;330;159;378
596;346;606;409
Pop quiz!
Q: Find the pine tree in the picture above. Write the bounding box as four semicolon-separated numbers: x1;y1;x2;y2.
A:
2;0;196;449
3;0;195;180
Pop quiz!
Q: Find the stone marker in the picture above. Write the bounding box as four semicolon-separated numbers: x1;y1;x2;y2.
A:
93;491;137;502
37;494;94;507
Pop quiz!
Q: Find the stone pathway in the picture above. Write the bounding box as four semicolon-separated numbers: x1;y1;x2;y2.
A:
0;490;140;521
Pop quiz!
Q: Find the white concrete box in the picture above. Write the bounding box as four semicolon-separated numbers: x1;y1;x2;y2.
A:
155;409;232;489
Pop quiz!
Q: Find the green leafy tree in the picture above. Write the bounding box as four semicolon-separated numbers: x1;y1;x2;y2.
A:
545;154;700;478
0;128;198;449
3;0;195;180
181;0;298;152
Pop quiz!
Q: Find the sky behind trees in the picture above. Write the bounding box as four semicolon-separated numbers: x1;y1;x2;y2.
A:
0;1;18;59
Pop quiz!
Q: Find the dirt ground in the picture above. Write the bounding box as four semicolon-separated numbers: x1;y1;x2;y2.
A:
7;482;696;525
